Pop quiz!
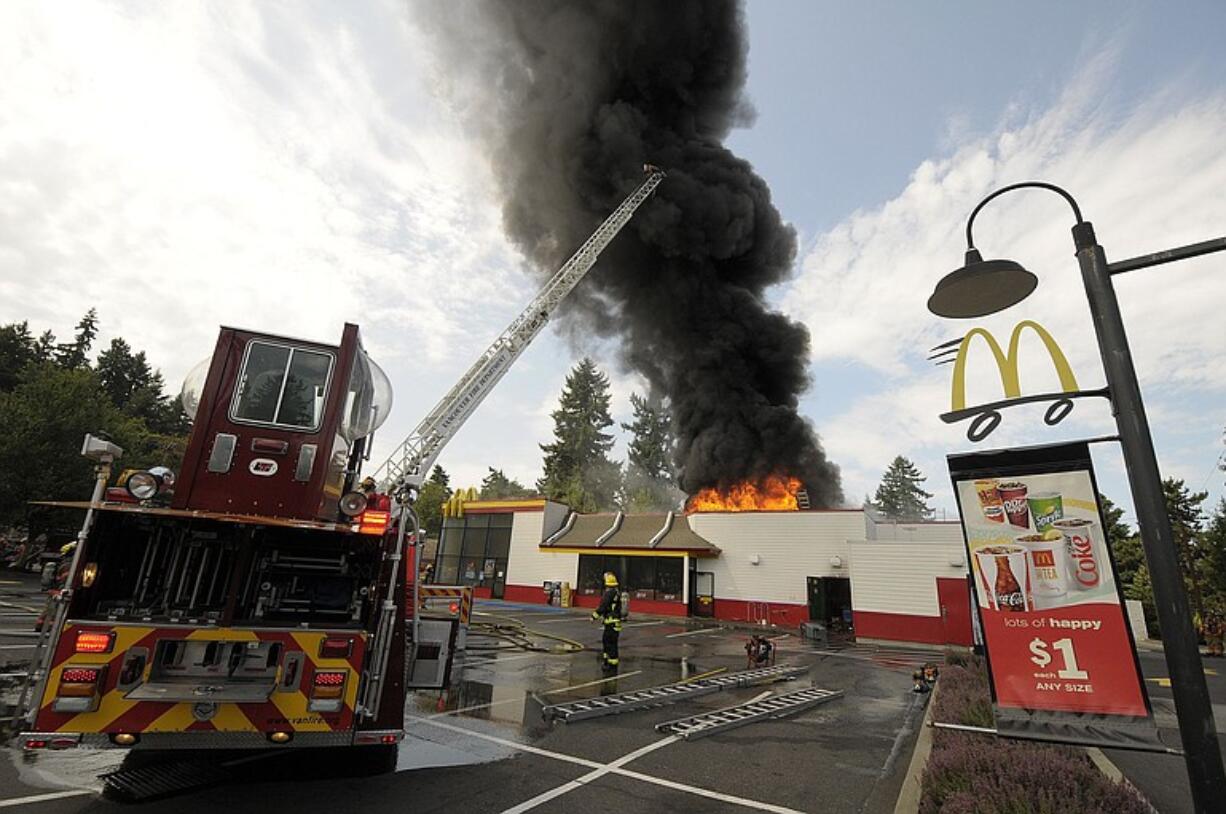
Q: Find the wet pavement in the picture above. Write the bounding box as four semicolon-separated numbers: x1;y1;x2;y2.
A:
0;575;938;813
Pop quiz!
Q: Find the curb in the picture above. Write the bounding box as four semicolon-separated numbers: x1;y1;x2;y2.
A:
893;682;936;814
1085;747;1160;814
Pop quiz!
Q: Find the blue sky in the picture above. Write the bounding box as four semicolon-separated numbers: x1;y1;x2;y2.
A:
1;1;1223;528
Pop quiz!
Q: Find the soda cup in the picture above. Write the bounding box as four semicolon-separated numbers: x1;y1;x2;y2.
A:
974;479;1006;524
1027;492;1064;533
1052;518;1102;590
1016;533;1069;597
998;482;1030;528
973;544;1033;612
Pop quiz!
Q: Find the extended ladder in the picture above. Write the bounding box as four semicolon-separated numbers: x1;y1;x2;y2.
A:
541;664;807;723
656;686;844;740
372;167;666;495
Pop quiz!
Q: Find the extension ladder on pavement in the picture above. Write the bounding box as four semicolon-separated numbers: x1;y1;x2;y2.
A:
541;663;808;723
11;592;61;728
655;686;844;740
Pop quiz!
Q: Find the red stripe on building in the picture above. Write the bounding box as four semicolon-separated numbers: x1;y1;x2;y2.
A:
853;610;946;645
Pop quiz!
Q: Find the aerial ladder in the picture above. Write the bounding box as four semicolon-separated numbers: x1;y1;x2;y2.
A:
370;165;666;499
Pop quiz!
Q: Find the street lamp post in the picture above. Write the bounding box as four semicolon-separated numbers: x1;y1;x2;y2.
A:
928;181;1226;812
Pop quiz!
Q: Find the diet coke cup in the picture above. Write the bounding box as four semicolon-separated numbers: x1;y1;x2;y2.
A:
1052;518;1102;590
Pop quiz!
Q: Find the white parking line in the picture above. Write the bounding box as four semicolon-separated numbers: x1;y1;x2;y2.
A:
0;602;42;612
665;627;719;639
432;671;646;718
414;716;805;814
0;790;94;809
412;716;601;770
499;735;680;814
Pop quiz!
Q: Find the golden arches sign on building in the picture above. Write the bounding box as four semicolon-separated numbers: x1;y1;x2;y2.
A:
932;319;1104;442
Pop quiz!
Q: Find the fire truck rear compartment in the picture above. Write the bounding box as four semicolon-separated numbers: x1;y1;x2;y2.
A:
78;511;380;627
124;639;282;703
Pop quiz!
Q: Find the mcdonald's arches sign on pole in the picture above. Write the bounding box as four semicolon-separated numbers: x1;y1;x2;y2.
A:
931;319;1109;443
948;441;1161;749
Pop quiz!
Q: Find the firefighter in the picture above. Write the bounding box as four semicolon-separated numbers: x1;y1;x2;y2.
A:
592;571;623;671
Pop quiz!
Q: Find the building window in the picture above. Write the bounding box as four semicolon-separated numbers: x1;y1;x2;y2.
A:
434;513;511;596
656;559;683;601
576;554;683;601
627;557;657;600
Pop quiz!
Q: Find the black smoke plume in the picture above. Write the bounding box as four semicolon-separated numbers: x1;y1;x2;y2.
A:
413;0;843;506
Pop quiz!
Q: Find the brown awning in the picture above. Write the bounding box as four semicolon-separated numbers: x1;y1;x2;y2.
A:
541;511;720;557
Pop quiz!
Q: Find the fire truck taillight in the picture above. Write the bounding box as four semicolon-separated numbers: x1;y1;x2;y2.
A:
75;630;115;654
309;670;346;712
319;637;353;659
54;666;106;712
358;510;390;535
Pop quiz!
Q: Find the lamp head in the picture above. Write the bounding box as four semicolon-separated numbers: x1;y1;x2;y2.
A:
927;248;1038;318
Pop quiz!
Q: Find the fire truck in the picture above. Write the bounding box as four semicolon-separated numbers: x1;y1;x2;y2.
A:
15;166;665;758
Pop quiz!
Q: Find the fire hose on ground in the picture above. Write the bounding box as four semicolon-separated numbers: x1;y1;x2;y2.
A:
467;611;586;655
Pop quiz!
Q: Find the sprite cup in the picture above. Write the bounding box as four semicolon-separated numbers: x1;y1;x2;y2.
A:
1027;491;1063;533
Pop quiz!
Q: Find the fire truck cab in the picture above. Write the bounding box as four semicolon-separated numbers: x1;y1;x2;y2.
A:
19;324;408;755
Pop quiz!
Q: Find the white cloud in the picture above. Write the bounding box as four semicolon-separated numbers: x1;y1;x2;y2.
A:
792;51;1226;514
0;0;523;392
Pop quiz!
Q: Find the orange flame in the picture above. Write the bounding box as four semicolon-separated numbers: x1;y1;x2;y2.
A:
685;475;803;513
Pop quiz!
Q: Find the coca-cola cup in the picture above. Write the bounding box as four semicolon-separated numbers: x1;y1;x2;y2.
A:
998;482;1030;529
973;544;1034;612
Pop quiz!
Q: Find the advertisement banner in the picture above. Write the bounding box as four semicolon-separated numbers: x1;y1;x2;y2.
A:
949;441;1161;749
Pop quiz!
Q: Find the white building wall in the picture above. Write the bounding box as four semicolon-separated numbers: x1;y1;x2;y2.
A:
686;511;865;604
848;540;968;616
504;510;578;587
869;520;966;543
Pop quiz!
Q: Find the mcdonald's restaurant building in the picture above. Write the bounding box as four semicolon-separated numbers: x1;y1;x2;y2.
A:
433;498;976;647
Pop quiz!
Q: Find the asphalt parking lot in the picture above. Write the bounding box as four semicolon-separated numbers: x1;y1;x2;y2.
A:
0;576;937;813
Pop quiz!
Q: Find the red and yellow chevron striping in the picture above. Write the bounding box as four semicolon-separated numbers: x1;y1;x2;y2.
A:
34;623;367;736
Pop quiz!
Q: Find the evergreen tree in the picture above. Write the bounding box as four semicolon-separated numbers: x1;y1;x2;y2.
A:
1203;499;1226;611
0;314;192;520
55;309;98;370
537;358;620;512
480;467;533;500
1164;478;1210;623
870;456;933;521
0;321;38;392
1100;493;1144;590
620;393;677;512
0;365;148;522
34;330;56;363
414;466;452;538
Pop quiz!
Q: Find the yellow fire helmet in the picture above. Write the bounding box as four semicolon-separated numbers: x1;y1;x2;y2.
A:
603;572;618;587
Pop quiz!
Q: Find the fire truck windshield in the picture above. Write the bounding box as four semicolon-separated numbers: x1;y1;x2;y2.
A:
230;341;334;431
